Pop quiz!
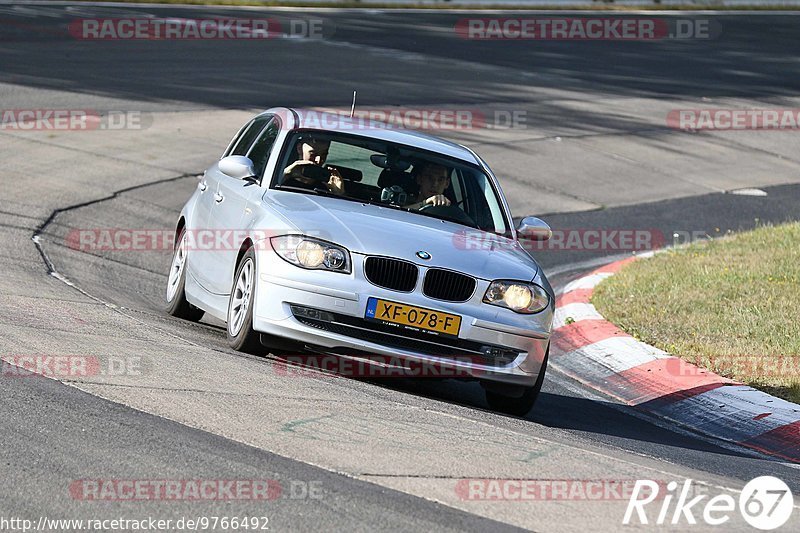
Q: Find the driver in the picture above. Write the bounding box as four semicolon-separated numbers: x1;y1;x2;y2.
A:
405;162;451;210
282;137;346;196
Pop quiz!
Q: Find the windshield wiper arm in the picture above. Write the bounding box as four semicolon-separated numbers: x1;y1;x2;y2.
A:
358;198;409;212
274;185;339;198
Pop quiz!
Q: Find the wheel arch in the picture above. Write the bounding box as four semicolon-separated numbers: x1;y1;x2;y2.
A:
234;238;255;283
174;217;186;248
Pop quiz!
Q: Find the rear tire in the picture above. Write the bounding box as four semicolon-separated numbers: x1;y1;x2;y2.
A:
165;228;204;322
226;248;262;353
485;346;549;416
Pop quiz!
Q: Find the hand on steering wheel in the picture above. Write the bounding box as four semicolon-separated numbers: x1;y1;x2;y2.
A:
419;194;450;210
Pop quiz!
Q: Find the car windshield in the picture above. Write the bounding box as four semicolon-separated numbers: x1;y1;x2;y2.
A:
272;130;509;235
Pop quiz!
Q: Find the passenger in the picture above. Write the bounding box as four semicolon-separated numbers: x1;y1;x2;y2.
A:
282;137;345;195
405;162;451;210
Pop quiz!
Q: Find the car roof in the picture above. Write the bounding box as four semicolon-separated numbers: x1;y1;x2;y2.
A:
263;107;481;165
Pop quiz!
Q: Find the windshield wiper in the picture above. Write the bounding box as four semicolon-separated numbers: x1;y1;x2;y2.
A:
414;208;479;230
273;188;475;226
357;198;410;212
276;187;410;211
274;185;341;198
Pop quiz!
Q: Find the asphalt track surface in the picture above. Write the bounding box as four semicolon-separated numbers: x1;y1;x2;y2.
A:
1;3;800;531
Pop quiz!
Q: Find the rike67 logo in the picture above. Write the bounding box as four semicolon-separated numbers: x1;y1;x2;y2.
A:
624;477;794;530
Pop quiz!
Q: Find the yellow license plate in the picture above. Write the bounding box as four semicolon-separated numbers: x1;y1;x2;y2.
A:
365;297;461;337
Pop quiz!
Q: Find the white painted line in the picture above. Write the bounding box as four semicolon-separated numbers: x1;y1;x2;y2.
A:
561;272;613;293
553;302;603;329
554;254;800;462
561;336;669;377
654;385;800;442
548;252;634;279
730;188;768;196
547;362;785;463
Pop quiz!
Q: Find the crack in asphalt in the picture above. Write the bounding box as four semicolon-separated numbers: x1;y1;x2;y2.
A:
32;172;195;275
26;182;391;397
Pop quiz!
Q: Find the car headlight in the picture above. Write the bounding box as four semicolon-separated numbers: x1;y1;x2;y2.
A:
483;280;549;314
270;235;351;273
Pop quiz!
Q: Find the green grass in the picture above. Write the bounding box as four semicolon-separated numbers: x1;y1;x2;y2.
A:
592;222;800;403
63;0;800;11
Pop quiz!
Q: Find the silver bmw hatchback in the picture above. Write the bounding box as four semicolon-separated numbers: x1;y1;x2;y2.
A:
166;107;554;415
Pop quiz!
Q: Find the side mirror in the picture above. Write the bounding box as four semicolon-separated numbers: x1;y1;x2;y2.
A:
517;216;552;241
219;155;257;181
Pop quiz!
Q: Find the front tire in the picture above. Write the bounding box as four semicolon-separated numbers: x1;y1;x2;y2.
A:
165;228;204;322
227;248;261;353
485;346;549;416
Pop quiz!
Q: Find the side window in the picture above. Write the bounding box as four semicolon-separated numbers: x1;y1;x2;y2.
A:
230;115;272;157
326;142;382;185
223;121;251;157
461;169;506;234
247;119;280;179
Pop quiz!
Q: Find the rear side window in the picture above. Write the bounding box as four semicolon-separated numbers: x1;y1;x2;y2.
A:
229;115;272;157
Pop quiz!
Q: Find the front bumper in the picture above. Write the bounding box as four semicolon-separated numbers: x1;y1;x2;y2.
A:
252;247;552;387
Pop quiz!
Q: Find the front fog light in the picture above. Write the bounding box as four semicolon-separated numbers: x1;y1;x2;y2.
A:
483;280;549;314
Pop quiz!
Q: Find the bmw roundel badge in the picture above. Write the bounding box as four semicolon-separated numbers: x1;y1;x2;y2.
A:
416;251;431;260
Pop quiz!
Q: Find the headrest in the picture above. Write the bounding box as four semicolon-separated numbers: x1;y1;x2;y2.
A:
378;169;415;191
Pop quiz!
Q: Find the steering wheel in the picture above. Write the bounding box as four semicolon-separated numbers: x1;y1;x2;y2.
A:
419;198;465;210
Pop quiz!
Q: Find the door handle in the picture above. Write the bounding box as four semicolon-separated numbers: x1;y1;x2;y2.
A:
198;181;207;192
214;193;224;203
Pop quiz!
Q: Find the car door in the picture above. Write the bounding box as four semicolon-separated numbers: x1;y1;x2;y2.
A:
185;117;261;291
204;116;280;295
